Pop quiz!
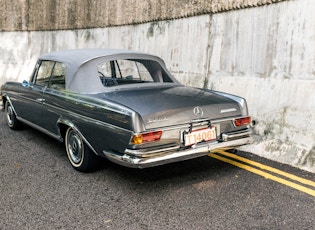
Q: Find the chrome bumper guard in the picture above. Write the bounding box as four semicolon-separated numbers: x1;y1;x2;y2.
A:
103;129;252;169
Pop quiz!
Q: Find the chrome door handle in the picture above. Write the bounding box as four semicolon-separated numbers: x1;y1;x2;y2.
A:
36;98;45;102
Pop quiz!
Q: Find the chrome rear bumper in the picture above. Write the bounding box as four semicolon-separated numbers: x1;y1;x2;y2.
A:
103;129;252;168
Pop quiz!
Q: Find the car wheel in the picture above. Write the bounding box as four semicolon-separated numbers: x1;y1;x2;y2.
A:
5;101;21;130
65;127;98;172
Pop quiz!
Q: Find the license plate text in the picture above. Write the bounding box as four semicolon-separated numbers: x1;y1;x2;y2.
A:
184;127;216;146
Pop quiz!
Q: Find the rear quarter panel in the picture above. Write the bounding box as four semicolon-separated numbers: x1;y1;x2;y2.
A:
45;90;138;154
2;83;138;155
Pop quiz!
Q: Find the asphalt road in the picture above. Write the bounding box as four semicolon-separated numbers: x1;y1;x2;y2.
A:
0;109;314;230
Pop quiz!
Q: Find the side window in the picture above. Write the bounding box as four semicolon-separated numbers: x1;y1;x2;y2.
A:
35;61;55;86
34;61;66;89
49;62;66;89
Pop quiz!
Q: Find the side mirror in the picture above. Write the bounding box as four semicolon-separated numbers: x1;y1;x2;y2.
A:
22;80;30;88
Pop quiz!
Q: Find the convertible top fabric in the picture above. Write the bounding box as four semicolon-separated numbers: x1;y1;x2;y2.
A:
38;49;173;93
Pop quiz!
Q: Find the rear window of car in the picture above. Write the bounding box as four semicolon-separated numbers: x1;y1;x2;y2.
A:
97;59;172;87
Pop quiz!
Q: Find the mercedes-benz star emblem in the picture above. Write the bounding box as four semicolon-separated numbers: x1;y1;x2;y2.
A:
193;106;203;117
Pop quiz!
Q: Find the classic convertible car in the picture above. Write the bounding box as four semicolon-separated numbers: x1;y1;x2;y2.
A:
1;49;252;172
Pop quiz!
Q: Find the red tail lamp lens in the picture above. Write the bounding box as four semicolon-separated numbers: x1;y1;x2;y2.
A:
234;117;251;127
132;131;162;145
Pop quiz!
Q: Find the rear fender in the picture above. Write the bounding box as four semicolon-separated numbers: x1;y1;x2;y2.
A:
57;118;99;156
210;90;249;116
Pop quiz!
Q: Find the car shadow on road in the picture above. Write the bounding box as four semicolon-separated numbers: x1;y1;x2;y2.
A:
98;152;241;188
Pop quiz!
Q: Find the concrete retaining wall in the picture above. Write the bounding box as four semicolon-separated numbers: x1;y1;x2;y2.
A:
0;0;314;172
208;0;315;172
0;0;286;31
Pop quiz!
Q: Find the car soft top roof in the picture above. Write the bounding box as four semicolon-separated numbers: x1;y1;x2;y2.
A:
39;48;166;67
38;48;175;93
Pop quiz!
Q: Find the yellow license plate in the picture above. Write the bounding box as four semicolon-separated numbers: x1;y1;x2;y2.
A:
184;127;216;146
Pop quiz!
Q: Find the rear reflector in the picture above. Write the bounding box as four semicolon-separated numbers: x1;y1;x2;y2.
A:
234;117;251;127
131;131;163;145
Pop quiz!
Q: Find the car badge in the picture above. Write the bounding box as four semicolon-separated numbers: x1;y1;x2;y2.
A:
193;106;203;117
220;108;237;113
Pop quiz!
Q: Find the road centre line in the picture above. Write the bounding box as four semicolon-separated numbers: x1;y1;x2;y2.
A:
208;151;315;197
213;149;315;188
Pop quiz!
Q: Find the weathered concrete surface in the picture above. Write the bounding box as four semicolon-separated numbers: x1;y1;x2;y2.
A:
0;0;287;31
0;18;211;88
0;0;314;172
207;0;315;172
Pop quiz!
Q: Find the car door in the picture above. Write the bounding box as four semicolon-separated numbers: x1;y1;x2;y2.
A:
17;60;56;129
39;61;67;134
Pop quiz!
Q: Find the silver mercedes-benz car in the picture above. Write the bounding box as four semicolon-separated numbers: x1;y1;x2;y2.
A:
1;49;252;172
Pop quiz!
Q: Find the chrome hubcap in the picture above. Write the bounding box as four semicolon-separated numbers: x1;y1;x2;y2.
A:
67;130;83;164
6;105;14;126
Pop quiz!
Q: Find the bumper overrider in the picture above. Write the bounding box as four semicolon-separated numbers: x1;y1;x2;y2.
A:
103;129;252;168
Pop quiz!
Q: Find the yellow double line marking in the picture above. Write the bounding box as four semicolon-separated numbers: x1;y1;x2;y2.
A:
209;149;315;197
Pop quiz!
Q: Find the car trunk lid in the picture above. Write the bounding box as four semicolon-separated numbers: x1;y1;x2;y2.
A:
101;85;242;129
